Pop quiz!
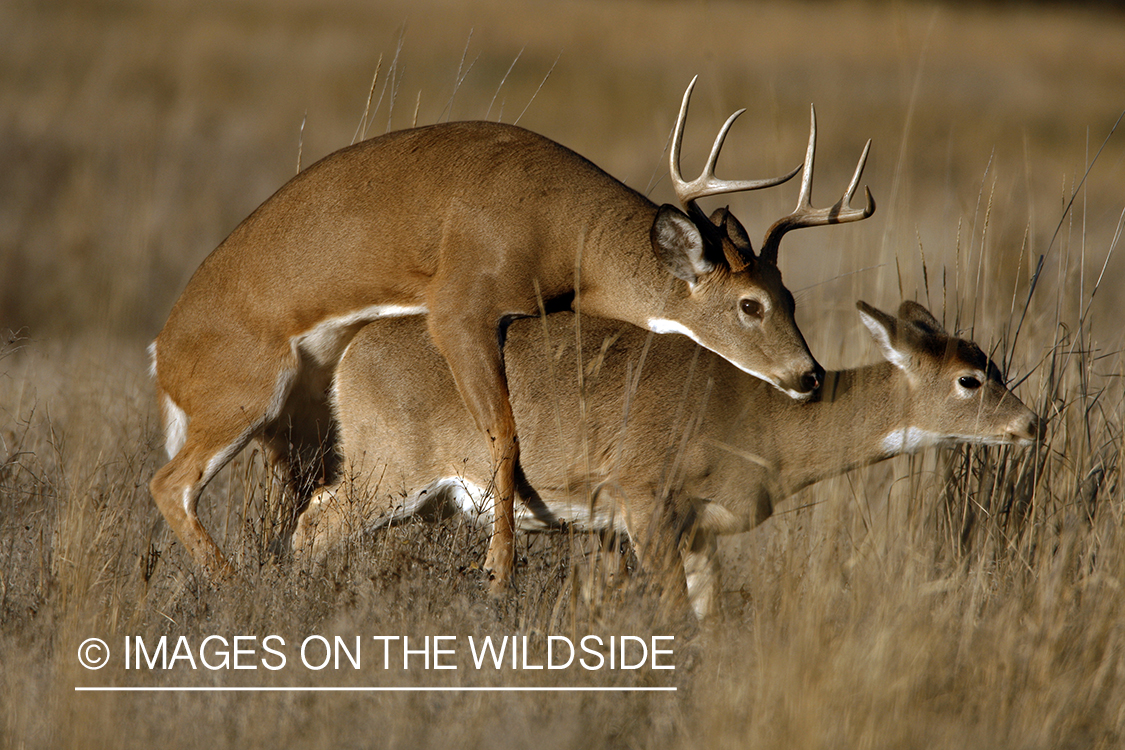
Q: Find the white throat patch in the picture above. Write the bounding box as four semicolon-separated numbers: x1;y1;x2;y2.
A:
881;427;1010;455
881;427;945;455
646;317;700;341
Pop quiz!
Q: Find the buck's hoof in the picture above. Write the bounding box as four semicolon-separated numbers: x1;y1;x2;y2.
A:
484;564;515;595
201;551;238;585
487;576;509;597
483;552;515;595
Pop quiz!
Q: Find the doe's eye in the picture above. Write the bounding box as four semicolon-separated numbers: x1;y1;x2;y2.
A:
740;299;763;319
958;376;982;390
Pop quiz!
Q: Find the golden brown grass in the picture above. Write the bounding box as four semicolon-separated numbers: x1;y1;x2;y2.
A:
3;0;1125;747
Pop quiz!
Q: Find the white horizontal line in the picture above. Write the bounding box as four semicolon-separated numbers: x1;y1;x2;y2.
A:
75;686;676;693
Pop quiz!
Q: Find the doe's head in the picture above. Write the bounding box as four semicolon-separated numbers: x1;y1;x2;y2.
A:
858;299;1042;449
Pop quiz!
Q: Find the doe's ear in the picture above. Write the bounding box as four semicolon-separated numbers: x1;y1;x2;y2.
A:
897;300;946;335
857;300;911;371
651;204;712;285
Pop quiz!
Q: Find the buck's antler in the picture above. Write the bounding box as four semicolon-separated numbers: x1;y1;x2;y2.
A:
669;76;801;225
759;106;875;264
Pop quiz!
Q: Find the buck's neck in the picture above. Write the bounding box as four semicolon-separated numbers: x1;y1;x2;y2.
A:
570;203;683;327
732;360;914;496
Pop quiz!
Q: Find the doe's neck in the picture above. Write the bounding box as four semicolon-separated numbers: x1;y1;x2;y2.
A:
754;360;915;495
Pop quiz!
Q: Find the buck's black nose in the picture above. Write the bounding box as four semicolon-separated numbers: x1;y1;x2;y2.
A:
799;363;825;394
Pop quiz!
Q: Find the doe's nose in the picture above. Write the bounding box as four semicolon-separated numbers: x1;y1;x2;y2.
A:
1010;411;1045;444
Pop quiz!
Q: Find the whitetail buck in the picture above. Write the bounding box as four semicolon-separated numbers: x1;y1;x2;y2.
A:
150;78;874;589
293;301;1041;617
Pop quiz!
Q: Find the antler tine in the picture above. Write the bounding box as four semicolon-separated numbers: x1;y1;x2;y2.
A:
842;139;874;212
669;77;802;221
759;104;876;264
668;75;697;203
794;103;818;212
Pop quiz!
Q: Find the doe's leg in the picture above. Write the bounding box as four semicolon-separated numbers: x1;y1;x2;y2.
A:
680;528;721;620
616;506;677;616
290;486;353;563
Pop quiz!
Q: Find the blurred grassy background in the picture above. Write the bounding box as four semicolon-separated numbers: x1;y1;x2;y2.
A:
2;0;1125;748
3;0;1123;342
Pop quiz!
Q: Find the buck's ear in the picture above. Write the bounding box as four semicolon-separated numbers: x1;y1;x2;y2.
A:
708;205;755;270
857;301;911;371
897;300;946;336
651;204;713;285
716;207;753;254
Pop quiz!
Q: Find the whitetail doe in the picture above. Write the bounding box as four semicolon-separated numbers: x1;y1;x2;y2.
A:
293;301;1041;617
150;78;874;589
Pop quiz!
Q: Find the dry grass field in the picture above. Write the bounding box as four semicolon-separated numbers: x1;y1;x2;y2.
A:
3;0;1125;747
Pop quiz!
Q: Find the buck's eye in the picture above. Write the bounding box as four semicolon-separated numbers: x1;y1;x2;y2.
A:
740;299;763;319
958;376;982;390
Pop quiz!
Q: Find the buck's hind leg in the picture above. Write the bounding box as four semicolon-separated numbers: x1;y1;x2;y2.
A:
149;412;259;579
150;346;300;580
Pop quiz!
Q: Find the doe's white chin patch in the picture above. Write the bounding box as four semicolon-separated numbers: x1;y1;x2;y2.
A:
881;427;944;455
780;386;813;401
881;427;1009;454
886;425;1021;454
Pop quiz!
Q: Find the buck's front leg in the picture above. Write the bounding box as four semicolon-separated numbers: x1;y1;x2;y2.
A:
427;314;520;594
482;412;519;593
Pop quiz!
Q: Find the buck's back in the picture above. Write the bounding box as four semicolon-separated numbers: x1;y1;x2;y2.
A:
162;122;653;345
